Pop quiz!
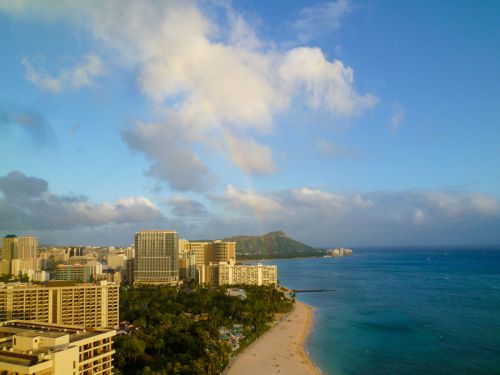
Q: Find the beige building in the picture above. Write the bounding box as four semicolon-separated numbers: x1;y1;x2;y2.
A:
0;281;119;329
183;240;236;285
106;253;127;269
0;320;115;375
1;235;39;276
178;252;196;280
55;262;103;283
212;262;278;287
212;241;236;263
134;230;179;285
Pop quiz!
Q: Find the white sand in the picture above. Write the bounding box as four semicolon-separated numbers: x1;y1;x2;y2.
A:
223;301;321;375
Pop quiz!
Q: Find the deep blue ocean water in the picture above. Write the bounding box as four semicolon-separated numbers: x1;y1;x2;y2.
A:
262;248;500;375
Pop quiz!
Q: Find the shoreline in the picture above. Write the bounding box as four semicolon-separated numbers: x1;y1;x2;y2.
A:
223;300;321;375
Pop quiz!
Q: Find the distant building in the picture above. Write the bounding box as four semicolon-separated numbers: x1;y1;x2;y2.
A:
123;246;135;260
0;320;115;375
178;251;196;280
0;234;39;276
124;259;134;285
134;230;179;285
68;246;84;257
325;248;353;257
56;261;103;283
67;255;95;265
107;252;127;269
0;281;119;328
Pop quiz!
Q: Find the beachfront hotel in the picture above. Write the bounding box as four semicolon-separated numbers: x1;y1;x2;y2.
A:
0;320;115;375
0;281;119;329
209;261;278;287
134;230;179;285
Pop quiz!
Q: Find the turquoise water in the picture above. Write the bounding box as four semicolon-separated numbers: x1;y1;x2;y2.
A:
264;249;500;375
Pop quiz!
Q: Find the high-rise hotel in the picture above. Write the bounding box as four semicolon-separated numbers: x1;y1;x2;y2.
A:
134;230;179;285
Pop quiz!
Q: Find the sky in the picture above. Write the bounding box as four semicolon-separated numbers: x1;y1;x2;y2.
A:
0;0;499;247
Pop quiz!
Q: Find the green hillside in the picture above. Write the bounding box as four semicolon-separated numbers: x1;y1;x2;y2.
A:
223;230;323;259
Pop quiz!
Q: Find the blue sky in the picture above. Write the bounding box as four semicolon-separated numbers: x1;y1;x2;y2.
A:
0;0;499;247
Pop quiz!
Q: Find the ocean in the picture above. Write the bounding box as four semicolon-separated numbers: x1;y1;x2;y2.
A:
262;248;500;375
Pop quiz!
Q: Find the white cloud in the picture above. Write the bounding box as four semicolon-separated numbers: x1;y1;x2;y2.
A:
390;103;405;132
218;185;282;216
21;53;103;92
0;1;376;187
279;48;377;116
225;134;276;175
293;0;351;42
425;191;500;217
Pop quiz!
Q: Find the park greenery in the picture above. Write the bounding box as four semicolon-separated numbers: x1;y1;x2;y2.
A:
114;283;293;375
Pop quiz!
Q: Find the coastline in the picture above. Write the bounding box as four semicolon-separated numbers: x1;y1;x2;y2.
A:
223;300;321;375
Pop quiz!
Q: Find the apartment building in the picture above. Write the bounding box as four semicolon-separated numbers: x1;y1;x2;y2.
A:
0;320;115;375
211;262;278;287
0;281;119;329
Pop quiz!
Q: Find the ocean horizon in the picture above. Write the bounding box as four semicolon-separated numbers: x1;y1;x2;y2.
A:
261;247;500;374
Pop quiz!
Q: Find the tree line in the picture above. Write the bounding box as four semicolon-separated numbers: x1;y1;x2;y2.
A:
114;283;293;374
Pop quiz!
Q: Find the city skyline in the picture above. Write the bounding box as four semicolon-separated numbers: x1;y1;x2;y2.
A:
1;1;499;247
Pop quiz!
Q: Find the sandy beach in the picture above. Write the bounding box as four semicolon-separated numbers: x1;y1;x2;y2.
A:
223;301;321;375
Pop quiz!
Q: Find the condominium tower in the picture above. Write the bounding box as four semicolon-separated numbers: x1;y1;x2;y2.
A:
0;281;119;328
134;230;179;285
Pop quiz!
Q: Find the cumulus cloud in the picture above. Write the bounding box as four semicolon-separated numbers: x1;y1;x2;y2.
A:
215;185;283;217
279;48;377;116
293;0;351;42
390;103;405;132
0;0;376;188
21;53;104;92
225;134;276;175
122;122;216;191
0;171;163;231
